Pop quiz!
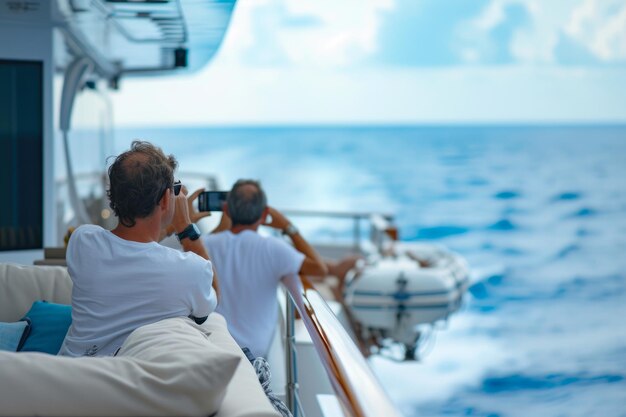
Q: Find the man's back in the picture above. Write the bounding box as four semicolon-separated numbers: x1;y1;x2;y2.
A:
203;230;304;358
59;224;216;357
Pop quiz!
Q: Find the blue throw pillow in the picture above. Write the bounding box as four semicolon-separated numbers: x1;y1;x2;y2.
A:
0;318;31;351
19;301;72;354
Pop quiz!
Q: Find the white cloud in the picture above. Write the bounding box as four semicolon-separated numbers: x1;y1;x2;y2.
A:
508;1;560;63
466;0;571;64
219;0;626;67
465;0;626;65
471;0;508;31
107;1;626;125
216;0;393;68
566;0;626;61
281;0;393;67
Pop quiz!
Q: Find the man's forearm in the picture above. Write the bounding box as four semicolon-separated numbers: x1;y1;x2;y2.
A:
180;237;208;259
210;213;232;234
288;231;328;276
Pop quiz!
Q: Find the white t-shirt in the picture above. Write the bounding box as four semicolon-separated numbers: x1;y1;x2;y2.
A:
59;224;216;357
203;230;304;358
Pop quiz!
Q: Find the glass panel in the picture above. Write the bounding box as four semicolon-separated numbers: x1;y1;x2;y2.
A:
54;82;115;243
0;60;43;251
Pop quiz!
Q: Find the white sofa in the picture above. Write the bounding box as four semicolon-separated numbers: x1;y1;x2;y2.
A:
0;263;281;417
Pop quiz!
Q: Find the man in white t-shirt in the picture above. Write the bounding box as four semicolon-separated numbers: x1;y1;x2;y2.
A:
202;180;328;358
59;141;219;357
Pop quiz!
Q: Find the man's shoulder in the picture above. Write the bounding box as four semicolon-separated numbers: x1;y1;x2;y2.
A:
149;245;212;277
204;230;231;241
263;233;288;246
204;230;264;244
73;223;103;235
68;224;104;243
259;233;301;257
203;230;230;247
156;243;203;262
204;229;289;250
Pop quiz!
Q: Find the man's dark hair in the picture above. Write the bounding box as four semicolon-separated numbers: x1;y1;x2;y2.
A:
107;140;178;227
227;179;267;226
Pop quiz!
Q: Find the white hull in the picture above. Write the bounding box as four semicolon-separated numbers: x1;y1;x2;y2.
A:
344;243;469;354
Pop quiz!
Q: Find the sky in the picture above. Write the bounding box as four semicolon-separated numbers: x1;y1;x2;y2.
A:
111;0;626;126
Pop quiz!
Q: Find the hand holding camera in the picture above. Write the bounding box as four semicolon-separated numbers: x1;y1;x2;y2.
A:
188;188;212;223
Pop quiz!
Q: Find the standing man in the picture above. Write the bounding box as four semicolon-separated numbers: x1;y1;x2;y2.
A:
59;141;218;357
202;179;327;358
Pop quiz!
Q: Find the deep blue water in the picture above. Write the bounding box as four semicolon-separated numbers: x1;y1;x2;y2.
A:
116;125;626;417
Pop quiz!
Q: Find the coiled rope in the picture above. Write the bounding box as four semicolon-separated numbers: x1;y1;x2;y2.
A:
252;356;293;417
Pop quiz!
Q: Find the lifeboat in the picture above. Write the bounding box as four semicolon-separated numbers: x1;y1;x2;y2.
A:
343;243;469;360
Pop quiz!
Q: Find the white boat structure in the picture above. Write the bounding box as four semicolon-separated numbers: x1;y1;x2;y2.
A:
276;211;469;362
345;244;468;359
0;1;468;416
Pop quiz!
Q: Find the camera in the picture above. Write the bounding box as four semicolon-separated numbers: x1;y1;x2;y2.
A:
197;191;228;212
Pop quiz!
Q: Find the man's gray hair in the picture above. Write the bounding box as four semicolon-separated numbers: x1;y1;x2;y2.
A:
227;179;267;226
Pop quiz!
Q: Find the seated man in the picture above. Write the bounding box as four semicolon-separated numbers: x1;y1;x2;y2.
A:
59;141;219;357
201;179;329;359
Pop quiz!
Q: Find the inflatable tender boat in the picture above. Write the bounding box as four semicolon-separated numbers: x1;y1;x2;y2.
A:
344;243;469;360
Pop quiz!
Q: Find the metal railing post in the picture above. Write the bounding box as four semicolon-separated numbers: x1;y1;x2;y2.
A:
353;216;360;252
285;290;299;417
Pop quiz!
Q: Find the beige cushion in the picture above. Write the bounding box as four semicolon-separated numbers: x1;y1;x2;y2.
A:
0;262;281;417
0;263;71;322
199;314;281;417
0;317;240;417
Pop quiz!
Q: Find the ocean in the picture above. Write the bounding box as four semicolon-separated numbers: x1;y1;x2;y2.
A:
115;125;626;417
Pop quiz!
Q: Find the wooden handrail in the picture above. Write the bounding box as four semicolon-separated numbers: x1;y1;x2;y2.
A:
282;275;402;417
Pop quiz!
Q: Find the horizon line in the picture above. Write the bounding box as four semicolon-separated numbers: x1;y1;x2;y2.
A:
112;121;626;130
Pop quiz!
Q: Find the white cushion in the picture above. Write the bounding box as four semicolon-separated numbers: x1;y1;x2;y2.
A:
0;263;71;322
0;317;240;417
199;314;282;417
0;262;281;417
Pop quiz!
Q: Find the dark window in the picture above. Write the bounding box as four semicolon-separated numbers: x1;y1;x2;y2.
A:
0;60;43;250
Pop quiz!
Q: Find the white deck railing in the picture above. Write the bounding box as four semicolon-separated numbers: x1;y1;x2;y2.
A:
282;275;402;417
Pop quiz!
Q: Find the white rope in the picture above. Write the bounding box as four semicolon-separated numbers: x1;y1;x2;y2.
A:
252;356;294;417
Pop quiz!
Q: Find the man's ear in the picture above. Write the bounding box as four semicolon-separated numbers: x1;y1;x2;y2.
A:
159;189;170;212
